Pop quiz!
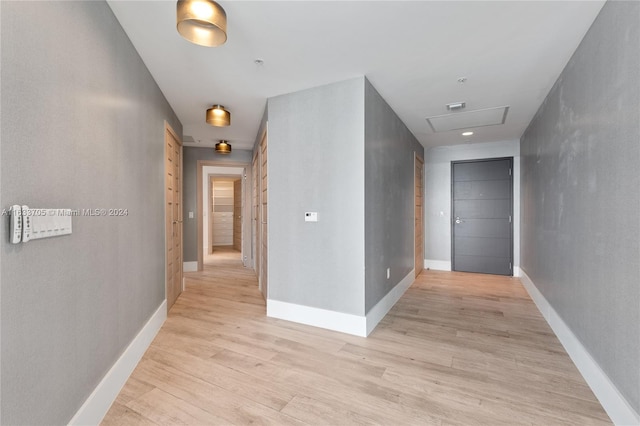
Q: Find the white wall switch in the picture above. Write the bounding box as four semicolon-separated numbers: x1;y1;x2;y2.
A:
9;205;23;244
304;212;318;222
188;211;194;219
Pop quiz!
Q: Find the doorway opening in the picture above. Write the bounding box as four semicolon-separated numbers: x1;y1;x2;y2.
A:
207;175;243;265
196;162;251;272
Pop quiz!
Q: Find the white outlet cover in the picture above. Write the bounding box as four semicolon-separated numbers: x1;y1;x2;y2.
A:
305;212;318;222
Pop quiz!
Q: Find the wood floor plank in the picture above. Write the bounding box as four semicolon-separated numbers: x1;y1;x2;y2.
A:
101;249;610;425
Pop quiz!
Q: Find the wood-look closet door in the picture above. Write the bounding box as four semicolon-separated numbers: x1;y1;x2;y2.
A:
165;124;183;311
415;155;424;277
259;133;268;299
252;151;259;276
233;179;242;252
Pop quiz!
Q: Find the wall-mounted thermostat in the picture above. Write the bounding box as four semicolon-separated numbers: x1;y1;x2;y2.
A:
304;212;318;222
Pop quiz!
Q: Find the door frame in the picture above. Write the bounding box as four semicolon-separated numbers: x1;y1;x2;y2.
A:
208;174;215;255
450;156;514;275
164;121;183;312
196;161;250;271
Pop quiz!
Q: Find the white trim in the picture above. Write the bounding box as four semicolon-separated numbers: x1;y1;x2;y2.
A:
365;269;414;335
183;261;197;272
520;270;639;426
424;259;451;271
267;299;367;337
68;301;167;426
202;166;245;260
513;266;521;277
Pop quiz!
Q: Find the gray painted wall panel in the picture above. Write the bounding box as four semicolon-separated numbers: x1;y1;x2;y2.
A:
364;79;424;312
268;78;365;315
520;0;639;413
1;1;181;424
182;147;253;263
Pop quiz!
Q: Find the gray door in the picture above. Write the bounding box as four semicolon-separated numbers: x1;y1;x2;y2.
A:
452;158;513;275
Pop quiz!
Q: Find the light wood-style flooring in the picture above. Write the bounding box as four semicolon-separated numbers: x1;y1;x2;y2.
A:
102;251;610;425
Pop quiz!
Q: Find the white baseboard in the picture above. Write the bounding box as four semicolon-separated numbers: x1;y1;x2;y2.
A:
424;259;451;271
267;300;367;337
513;266;521;277
366;269;415;335
68;301;167;425
519;270;639;426
183;261;198;272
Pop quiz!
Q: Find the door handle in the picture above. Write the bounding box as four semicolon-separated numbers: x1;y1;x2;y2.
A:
455;216;463;224
172;220;183;224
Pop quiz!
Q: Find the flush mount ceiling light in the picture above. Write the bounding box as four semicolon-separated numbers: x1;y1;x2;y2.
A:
206;105;230;127
462;131;474;136
176;0;227;47
215;140;232;154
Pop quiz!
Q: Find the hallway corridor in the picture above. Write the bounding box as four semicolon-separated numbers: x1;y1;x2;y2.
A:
102;266;609;425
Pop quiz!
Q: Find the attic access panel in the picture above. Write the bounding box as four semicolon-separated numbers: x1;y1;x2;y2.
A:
426;106;509;133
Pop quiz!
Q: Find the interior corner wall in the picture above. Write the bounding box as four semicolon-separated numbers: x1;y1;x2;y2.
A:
424;140;521;271
520;0;639;415
182;147;253;264
0;2;181;424
267;78;366;316
364;78;424;312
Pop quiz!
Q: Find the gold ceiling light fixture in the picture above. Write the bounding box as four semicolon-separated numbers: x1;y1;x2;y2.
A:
215;140;232;154
176;0;227;47
206;104;230;127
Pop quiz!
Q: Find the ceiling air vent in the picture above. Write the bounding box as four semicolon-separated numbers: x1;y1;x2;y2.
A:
426;105;509;133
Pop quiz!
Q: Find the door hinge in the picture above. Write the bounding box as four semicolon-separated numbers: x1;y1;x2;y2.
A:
509;262;512;270
509;215;512;223
509;168;512;176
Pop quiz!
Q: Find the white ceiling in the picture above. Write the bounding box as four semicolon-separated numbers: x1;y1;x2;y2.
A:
107;1;605;150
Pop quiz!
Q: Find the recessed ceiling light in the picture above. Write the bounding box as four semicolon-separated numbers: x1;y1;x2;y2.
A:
462;131;474;136
254;59;264;66
457;77;467;84
446;102;466;111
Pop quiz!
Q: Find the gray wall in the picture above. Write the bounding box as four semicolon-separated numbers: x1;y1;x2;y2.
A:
425;140;520;269
520;0;639;414
268;78;366;315
182;147;253;263
0;1;181;424
364;79;424;312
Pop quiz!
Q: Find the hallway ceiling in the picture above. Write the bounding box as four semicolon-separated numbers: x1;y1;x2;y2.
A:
107;1;604;150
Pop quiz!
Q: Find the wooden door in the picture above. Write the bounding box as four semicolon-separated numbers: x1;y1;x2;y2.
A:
415;155;424;277
165;123;183;311
259;133;268;299
233;179;242;251
252;151;259;276
209;176;215;254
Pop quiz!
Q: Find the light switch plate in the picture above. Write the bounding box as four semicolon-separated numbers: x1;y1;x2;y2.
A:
304;212;318;222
